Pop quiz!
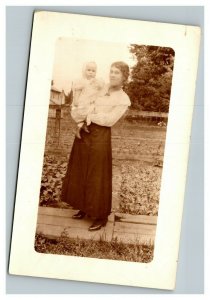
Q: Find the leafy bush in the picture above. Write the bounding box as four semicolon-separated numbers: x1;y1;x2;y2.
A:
39;154;69;207
39;154;162;216
119;162;161;215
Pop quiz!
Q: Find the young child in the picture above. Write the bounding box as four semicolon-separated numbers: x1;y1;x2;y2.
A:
71;61;104;138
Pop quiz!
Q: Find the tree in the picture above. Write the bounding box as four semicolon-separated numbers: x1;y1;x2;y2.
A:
124;45;175;112
65;89;73;105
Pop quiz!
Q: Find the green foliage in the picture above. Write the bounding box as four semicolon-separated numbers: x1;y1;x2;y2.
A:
124;45;175;112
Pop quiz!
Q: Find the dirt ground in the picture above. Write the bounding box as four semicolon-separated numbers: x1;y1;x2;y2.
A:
40;122;166;216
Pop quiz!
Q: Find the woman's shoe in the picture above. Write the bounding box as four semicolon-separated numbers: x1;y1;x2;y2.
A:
72;210;86;219
88;218;108;231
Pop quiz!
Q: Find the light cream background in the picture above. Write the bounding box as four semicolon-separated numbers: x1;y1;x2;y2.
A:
52;38;135;93
9;11;200;290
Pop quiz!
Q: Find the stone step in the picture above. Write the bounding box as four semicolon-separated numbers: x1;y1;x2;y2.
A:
37;209;114;242
114;222;156;235
37;223;113;242
36;207;157;245
115;213;157;225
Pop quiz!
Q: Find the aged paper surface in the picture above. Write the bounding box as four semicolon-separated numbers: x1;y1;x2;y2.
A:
9;11;200;290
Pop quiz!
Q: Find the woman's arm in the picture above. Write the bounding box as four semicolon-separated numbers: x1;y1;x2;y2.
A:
70;107;86;124
86;105;128;127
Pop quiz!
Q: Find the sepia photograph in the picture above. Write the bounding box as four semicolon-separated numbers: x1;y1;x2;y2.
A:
35;37;175;263
8;10;200;290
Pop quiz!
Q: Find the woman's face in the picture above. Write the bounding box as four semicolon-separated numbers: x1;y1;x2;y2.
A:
109;66;124;87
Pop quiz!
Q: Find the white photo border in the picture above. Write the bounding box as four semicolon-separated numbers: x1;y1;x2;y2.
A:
8;10;201;290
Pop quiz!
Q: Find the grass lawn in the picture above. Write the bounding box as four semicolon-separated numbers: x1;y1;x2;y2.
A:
35;233;154;263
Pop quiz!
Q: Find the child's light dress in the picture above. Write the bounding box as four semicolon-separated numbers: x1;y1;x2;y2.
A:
71;78;104;125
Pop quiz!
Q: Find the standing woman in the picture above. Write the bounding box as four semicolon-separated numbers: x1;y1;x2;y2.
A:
61;61;131;231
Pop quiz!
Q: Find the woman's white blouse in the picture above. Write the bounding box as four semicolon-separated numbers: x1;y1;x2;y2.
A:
72;86;131;127
87;90;131;127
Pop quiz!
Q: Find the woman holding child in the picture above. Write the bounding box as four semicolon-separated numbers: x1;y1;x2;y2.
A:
61;61;131;231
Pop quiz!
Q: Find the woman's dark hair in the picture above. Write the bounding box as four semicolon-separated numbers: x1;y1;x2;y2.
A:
111;61;130;84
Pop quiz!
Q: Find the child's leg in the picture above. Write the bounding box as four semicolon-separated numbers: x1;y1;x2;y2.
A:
75;126;82;139
83;123;89;133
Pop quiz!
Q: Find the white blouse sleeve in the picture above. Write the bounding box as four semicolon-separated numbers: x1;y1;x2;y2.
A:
70;107;86;124
87;105;129;127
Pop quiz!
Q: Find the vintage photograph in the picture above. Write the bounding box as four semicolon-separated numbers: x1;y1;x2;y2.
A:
35;37;175;263
8;11;200;289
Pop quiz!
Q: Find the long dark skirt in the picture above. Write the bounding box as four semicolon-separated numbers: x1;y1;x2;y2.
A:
61;123;112;219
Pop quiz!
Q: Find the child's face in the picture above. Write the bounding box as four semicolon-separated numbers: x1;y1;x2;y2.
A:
85;63;96;79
